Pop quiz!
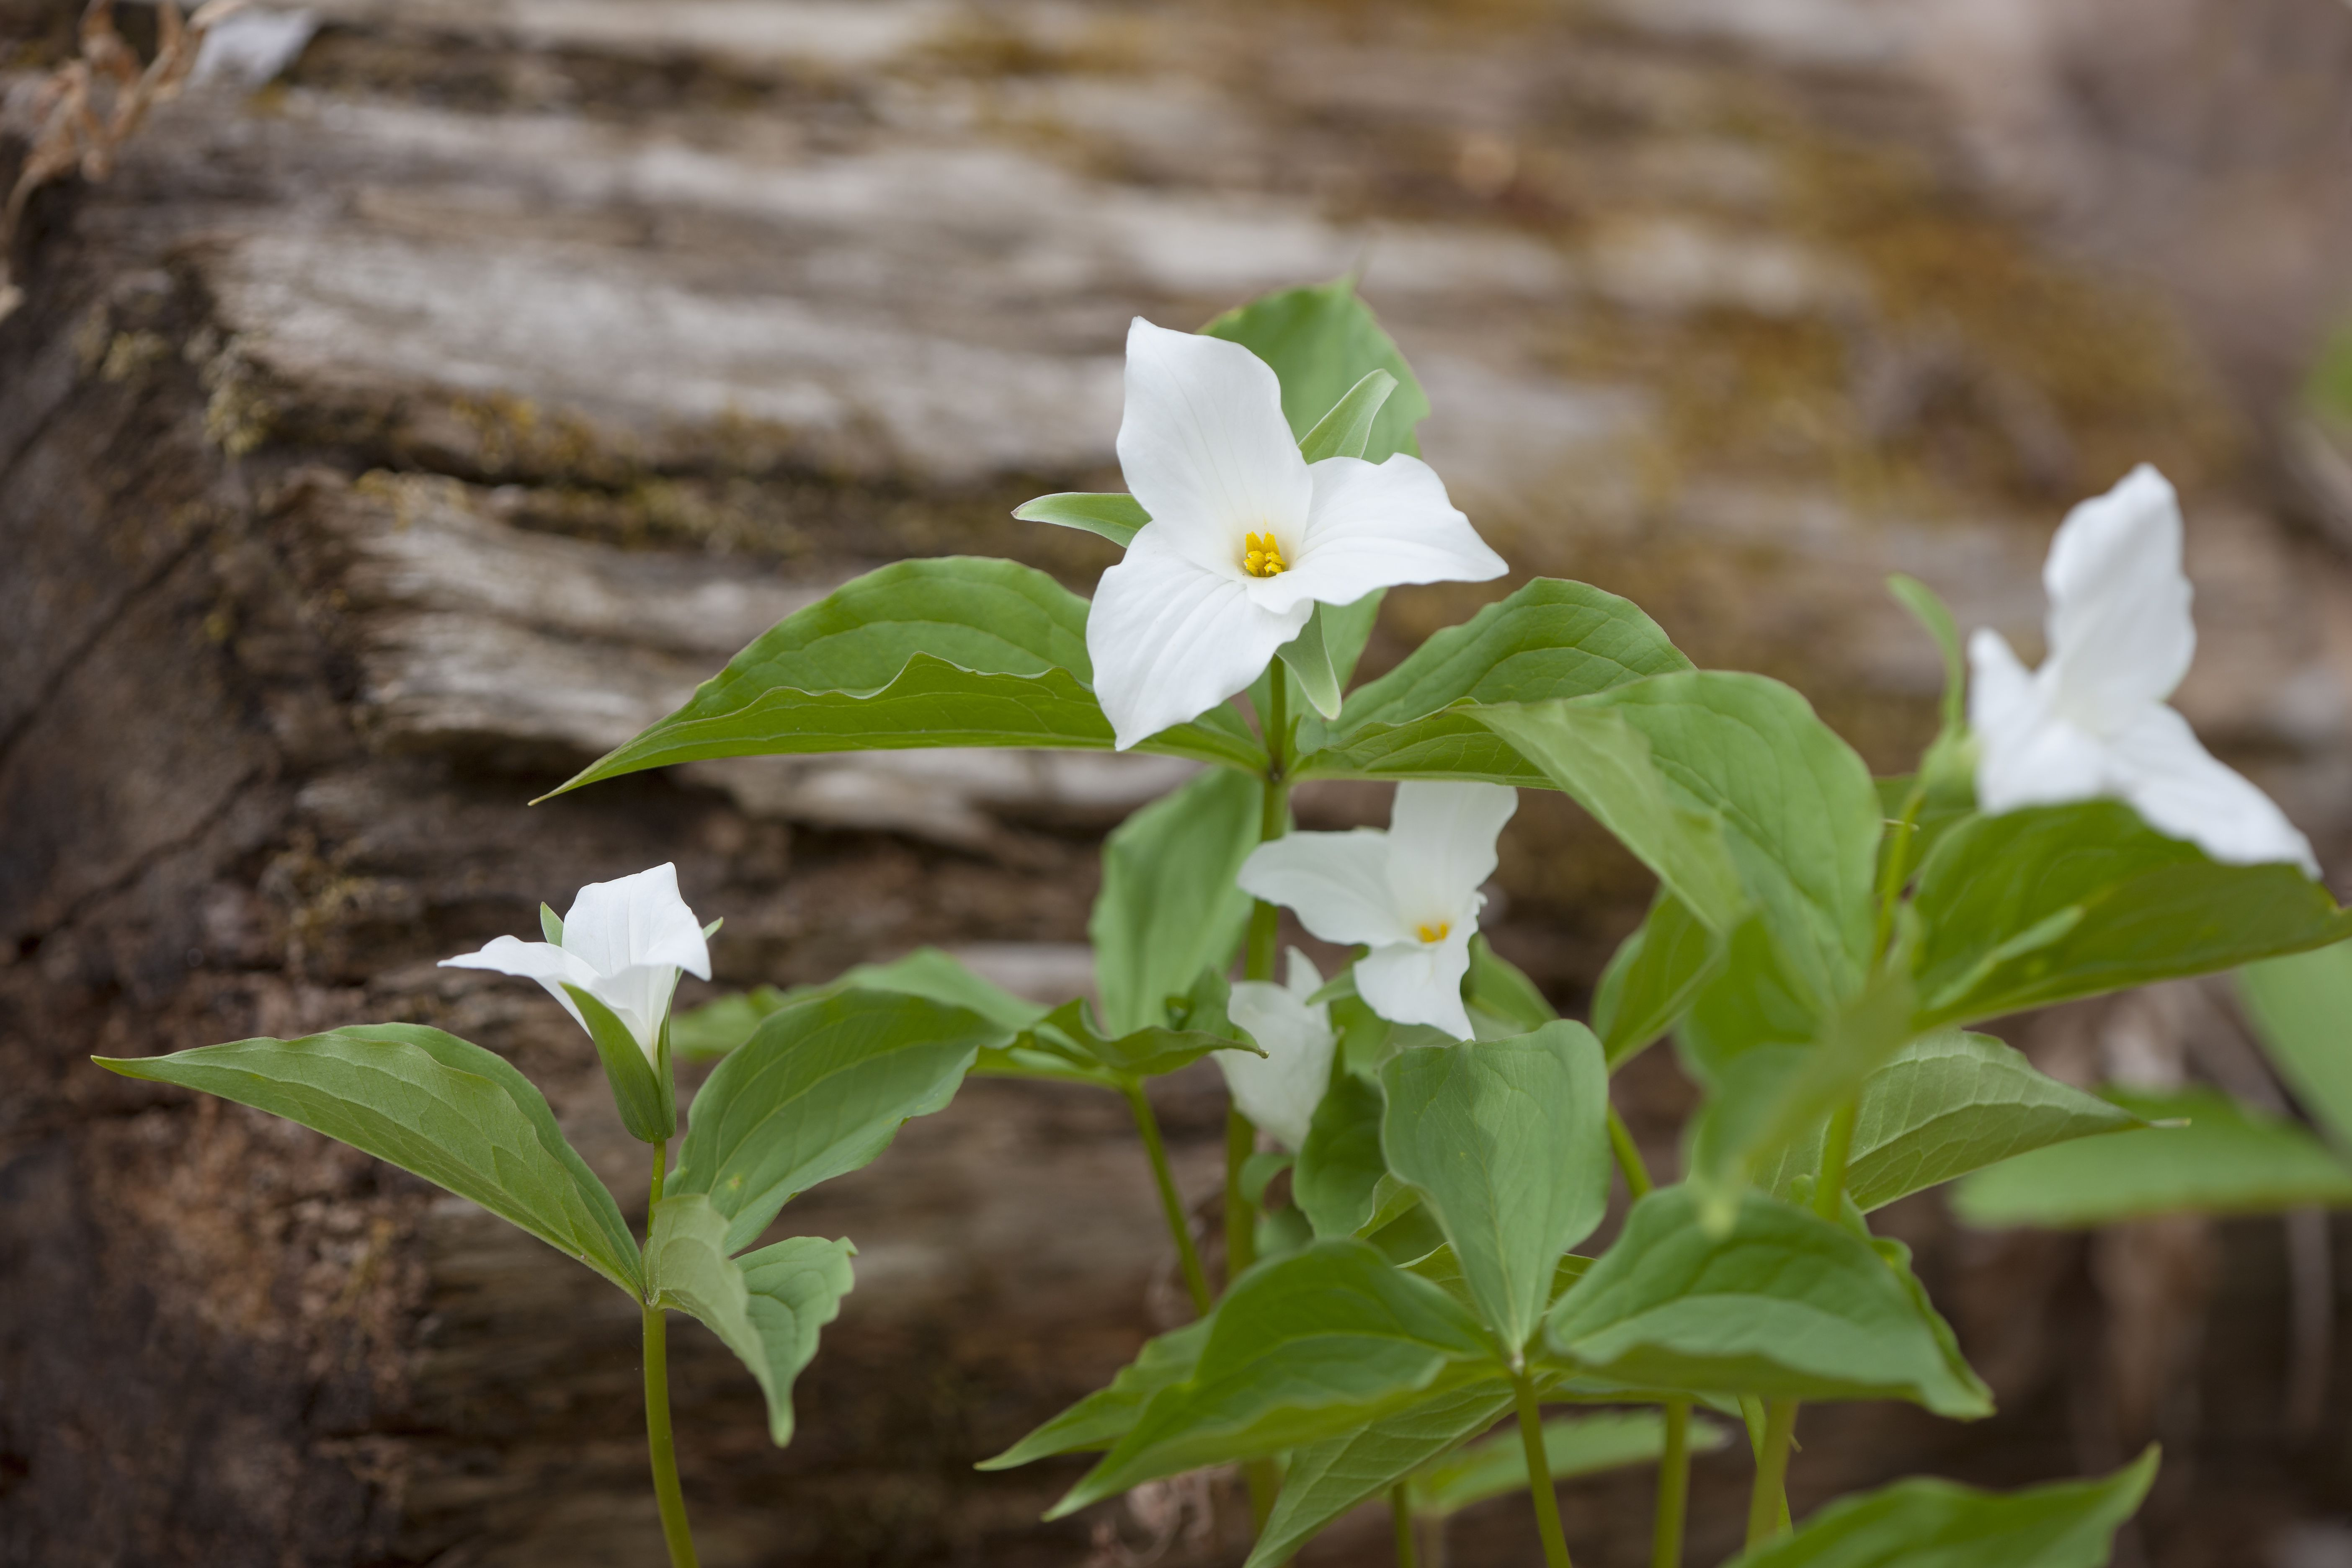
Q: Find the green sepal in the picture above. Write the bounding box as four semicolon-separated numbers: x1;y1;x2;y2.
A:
539;903;564;944
1276;608;1348;720
1013;491;1149;547
1296;367;1399;462
562;983;676;1145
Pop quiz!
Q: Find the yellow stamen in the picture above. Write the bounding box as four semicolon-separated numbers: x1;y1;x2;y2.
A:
1242;531;1287;578
1416;920;1451;944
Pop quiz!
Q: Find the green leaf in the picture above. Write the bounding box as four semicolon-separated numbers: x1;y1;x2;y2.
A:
977;1318;1211;1469
1593;892;1724;1069
1247;1381;1517;1568
672;949;1047;1062
1277;610;1348;721
1299;579;1691;785
1886;575;1965;735
1953;1088;2352;1227
1296;1072;1390;1238
1319;589;1388;693
1297;368;1400;463
645;1193;854;1446
1409;1408;1725;1519
1759;1030;2141;1212
1052;1239;1496;1516
1463;936;1558;1037
667;990;1000;1253
1203;276;1431;462
1024;998;1258;1081
1547;1187;1991;1417
563;984;675;1144
673;987;792;1060
95;1025;642;1295
1091;768;1262;1035
2238;943;2352;1149
1381;1023;1614;1354
544;557;1265;797
1014;492;1149;547
1911;802;2351;1027
1724;1448;2157;1568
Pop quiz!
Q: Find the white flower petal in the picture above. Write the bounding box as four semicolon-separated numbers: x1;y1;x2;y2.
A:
1357;926;1477;1039
561;863;711;980
2107;704;2320;875
1239;830;1416;949
1222;978;1337;1150
439;935;598;1035
593;962;687;1057
1253;454;1507;616
1383;781;1515;930
1970;629;2108;813
1088;529;1308;748
1115;319;1311;564
2043;464;2195;729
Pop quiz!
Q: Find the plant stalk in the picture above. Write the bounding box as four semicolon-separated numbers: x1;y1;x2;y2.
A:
1125;1081;1214;1315
1744;1399;1798;1550
1651;1400;1690;1568
1512;1374;1574;1568
1607;1104;1654;1200
1391;1483;1419;1568
642;1138;700;1568
1813;1101;1858;1222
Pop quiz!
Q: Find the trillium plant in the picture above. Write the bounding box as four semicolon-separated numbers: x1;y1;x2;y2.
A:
97;278;2349;1568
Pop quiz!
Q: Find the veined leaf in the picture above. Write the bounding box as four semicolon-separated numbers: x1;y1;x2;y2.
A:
1409;1408;1726;1519
1296;1072;1390;1239
1758;1031;2140;1212
2238;944;2352;1150
646;1193;854;1446
1246;1381;1516;1568
1052;1239;1496;1516
1382;1024;1613;1354
1953;1088;2352;1227
544;557;1265;797
671;948;1046;1062
1092;768;1261;1035
1724;1448;2156;1568
1547;1187;1991;1418
1594;892;1723;1069
95;1025;642;1295
1297;579;1690;785
667;990;1001;1253
1022;998;1258;1082
977;1318;1211;1469
1464;936;1558;1037
1911;801;2350;1027
1203;276;1431;462
1014;492;1149;547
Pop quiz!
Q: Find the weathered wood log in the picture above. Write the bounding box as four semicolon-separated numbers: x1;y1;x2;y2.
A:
6;2;2352;1564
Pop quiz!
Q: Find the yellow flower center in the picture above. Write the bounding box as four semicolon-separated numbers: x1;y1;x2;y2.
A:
1243;531;1287;578
1416;920;1451;944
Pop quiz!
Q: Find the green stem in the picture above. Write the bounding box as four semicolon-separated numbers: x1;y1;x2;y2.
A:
1745;1399;1798;1549
642;1139;699;1568
1512;1374;1573;1568
1651;1400;1689;1568
1125;1082;1213;1315
1813;1101;1858;1222
1870;781;1927;959
1607;1104;1654;1200
1392;1484;1420;1568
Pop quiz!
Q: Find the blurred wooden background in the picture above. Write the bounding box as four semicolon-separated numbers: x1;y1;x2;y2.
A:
5;0;2352;1563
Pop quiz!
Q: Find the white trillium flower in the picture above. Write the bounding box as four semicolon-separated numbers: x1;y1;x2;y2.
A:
441;863;714;1062
1222;948;1338;1152
1968;464;2319;876
1238;781;1517;1039
1086;319;1508;750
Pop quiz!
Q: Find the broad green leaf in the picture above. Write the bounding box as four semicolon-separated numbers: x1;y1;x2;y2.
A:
1547;1187;1991;1418
668;990;1001;1253
1052;1239;1495;1515
1023;998;1259;1082
95;1025;642;1295
671;949;1047;1062
1091;768;1261;1035
564;984;674;1143
545;557;1265;797
1382;1024;1613;1353
673;986;791;1061
1297;368;1399;463
1953;1088;2352;1227
1247;1381;1516;1568
1203;276;1431;462
1296;1072;1389;1238
1014;492;1148;547
1319;589;1388;692
1298;579;1690;785
1725;1448;2157;1568
1910;802;2351;1027
977;1318;1211;1469
1758;1031;2140;1212
1464;935;1558;1037
645;1193;854;1446
1409;1408;1725;1519
2238;944;2352;1149
1593;892;1724;1069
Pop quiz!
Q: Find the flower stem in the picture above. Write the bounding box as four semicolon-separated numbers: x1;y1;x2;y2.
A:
1607;1104;1653;1200
1813;1101;1858;1222
642;1139;699;1568
1512;1373;1573;1568
1651;1400;1690;1568
1391;1483;1419;1568
1124;1081;1213;1315
1743;1399;1798;1550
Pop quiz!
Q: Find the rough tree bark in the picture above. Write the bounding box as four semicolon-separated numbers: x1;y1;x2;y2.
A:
5;3;2352;1565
